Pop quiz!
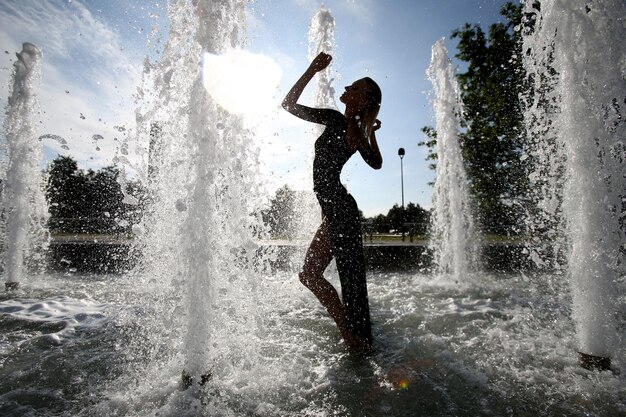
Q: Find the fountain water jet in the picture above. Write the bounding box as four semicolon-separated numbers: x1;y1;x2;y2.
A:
287;6;337;243
427;39;477;280
133;0;266;387
308;6;337;112
521;0;626;370
1;42;49;290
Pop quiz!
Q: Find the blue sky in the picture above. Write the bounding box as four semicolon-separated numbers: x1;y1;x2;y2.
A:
0;0;511;217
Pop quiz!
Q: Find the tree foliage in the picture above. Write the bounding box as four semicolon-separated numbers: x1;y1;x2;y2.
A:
452;2;527;235
46;155;145;234
420;2;529;235
384;203;430;234
261;184;298;239
262;185;430;238
417;126;437;186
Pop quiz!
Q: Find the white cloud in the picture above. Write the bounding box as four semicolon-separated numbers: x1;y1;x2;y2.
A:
0;0;142;172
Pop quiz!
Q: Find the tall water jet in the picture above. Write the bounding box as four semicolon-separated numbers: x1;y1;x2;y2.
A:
133;0;265;386
308;6;337;111
520;5;566;273
522;0;626;370
428;39;476;279
289;6;337;241
1;42;49;290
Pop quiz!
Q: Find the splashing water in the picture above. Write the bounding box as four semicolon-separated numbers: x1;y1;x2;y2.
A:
428;39;477;280
1;4;626;415
520;4;567;273
522;0;626;359
308;5;337;111
1;42;49;286
130;0;266;388
39;133;70;151
288;6;337;243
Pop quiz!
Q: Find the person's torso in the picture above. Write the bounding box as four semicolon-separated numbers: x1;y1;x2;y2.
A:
312;110;355;201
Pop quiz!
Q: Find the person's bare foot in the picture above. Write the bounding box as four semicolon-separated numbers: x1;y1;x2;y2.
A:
340;328;371;353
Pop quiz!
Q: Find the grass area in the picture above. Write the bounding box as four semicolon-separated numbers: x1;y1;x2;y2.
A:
481;234;528;243
50;233;134;242
365;233;530;244
50;232;529;245
364;234;429;243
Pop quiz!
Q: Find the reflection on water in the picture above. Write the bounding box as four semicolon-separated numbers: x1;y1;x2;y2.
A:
1;271;623;416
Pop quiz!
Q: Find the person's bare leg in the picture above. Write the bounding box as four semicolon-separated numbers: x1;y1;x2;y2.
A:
299;218;357;346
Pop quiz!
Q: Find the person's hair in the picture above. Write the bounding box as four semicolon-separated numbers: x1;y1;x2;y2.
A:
358;77;382;140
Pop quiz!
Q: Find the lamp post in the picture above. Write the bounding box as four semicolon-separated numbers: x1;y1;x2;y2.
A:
398;147;405;242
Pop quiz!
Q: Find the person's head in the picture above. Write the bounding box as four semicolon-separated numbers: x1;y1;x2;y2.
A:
340;77;381;136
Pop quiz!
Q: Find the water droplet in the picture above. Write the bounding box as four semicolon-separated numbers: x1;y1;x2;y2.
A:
175;199;187;212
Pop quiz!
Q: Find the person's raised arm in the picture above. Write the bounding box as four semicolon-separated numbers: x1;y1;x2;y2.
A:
358;119;383;170
282;52;332;123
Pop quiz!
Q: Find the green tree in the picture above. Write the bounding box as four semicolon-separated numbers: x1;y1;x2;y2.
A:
452;2;527;235
46;155;145;234
47;155;87;232
261;185;297;239
417;126;437;186
420;2;528;235
384;202;429;234
371;213;389;234
386;204;404;232
404;202;430;235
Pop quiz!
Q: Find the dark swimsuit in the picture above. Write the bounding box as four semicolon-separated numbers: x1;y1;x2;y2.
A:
310;108;372;344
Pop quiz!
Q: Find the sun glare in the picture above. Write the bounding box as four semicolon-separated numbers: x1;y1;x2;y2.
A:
202;49;282;118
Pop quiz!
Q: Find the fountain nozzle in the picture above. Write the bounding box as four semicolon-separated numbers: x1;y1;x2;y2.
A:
5;282;20;291
578;352;611;372
181;369;212;389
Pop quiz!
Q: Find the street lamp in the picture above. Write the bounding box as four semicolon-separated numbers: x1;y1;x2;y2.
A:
398;147;405;242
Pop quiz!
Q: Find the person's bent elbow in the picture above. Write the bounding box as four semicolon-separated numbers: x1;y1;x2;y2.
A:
368;157;382;170
282;99;298;115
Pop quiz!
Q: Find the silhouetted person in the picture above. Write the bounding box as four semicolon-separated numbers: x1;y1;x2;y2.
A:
282;52;383;350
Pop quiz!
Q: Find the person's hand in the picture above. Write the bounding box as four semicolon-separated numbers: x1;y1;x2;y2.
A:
309;52;332;73
373;119;382;131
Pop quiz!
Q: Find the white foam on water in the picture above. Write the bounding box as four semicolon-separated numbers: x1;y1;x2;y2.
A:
0;295;110;345
1;271;624;416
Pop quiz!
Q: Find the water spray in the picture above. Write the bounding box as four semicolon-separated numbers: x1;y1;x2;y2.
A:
521;0;625;371
2;42;49;290
133;0;266;387
428;39;476;280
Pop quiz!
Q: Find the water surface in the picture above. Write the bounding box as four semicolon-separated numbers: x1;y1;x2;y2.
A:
1;271;624;416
